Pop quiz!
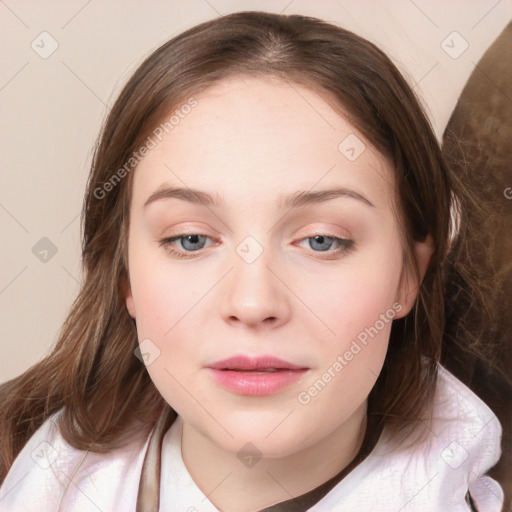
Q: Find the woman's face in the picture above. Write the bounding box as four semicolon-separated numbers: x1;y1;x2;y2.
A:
124;76;423;457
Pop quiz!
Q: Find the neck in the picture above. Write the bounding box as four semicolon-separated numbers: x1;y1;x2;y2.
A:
180;402;367;512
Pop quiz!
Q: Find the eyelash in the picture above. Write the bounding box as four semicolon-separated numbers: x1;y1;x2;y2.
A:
159;232;354;260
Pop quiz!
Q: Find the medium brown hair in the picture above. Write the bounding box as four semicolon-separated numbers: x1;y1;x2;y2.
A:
0;11;454;481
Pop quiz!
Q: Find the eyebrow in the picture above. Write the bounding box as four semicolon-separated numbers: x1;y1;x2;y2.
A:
143;185;375;209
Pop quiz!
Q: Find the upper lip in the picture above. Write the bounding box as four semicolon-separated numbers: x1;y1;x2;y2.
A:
206;355;307;371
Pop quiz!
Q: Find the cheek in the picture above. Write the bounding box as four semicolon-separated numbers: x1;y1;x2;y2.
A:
127;254;208;414
307;254;403;349
127;239;206;338
126;242;214;401
296;268;399;425
299;246;402;405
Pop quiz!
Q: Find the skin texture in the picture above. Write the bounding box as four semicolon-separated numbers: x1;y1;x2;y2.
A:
123;77;432;511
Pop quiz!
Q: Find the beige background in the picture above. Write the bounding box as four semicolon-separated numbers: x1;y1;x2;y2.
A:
1;0;511;383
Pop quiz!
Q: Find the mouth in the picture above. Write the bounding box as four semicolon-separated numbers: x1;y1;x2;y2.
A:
206;354;307;371
206;355;309;396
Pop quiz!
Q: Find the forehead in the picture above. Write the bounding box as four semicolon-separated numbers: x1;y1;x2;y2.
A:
131;76;394;210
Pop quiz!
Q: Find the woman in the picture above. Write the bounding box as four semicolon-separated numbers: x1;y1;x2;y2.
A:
0;11;504;511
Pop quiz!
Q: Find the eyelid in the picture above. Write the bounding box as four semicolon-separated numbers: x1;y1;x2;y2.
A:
159;231;217;260
294;234;354;257
159;230;217;248
295;223;352;239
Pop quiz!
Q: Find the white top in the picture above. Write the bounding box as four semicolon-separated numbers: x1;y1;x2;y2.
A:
0;365;504;512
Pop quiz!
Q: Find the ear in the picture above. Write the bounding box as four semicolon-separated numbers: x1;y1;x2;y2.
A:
394;235;434;319
120;273;136;319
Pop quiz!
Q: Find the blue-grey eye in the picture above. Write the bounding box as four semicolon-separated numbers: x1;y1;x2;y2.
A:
175;234;208;251
308;235;336;251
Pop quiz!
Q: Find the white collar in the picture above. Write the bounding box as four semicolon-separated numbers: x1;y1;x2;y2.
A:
160;414;220;511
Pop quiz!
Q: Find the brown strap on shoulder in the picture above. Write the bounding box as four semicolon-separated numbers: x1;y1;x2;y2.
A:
136;406;176;512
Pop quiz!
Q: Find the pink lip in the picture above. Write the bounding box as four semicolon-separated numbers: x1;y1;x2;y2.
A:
207;355;305;371
206;355;309;396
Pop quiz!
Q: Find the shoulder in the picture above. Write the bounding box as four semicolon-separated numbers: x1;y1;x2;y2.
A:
386;363;503;510
0;409;152;512
432;364;502;458
429;365;505;510
315;363;504;512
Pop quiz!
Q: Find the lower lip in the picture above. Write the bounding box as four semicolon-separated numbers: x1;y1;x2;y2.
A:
207;368;308;396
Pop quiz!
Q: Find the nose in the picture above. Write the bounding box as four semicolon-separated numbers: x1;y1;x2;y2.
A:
220;243;292;329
